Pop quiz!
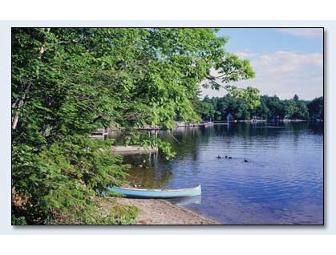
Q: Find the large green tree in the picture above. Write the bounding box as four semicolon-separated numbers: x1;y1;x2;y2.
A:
12;28;255;224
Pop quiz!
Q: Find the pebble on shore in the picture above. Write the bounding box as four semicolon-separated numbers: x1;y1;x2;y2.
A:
114;197;219;225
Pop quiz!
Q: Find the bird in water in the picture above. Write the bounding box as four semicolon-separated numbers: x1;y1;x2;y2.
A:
216;155;222;159
228;156;232;159
225;155;228;159
244;159;248;162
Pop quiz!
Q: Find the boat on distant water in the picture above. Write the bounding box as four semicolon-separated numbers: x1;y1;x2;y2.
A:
108;185;201;198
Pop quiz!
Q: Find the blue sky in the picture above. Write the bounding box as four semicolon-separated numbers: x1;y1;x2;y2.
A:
201;28;323;100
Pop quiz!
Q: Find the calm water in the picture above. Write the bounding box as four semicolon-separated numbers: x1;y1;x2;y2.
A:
122;122;323;224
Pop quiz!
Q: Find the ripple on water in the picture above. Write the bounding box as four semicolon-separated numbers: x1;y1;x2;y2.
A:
125;123;323;224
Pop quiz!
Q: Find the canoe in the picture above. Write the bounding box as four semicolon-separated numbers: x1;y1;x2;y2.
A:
108;185;201;198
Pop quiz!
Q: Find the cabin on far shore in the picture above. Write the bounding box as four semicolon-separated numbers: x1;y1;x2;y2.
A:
89;116;112;138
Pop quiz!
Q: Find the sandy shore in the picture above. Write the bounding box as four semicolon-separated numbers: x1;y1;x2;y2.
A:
113;197;219;225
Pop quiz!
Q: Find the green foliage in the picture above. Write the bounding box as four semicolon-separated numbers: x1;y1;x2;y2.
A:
205;54;255;90
307;96;323;120
200;94;321;121
216;54;256;83
12;28;255;224
196;100;216;121
11;216;27;225
12;137;131;224
283;95;309;120
225;86;261;110
260;95;285;119
199;87;260;121
106;204;139;225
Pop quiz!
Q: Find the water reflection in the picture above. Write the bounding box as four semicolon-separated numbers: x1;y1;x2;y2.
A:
123;154;172;189
168;196;202;206
114;122;323;224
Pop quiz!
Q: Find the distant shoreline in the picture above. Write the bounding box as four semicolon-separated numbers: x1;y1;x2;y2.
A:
234;119;308;123
102;119;319;133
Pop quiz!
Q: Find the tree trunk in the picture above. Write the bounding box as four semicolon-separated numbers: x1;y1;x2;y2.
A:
12;28;50;130
12;83;31;130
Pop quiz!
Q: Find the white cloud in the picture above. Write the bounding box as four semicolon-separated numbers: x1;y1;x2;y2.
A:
276;28;323;39
256;51;322;76
234;51;257;59
201;51;323;100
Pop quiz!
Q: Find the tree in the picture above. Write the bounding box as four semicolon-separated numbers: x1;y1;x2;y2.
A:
199;94;319;122
254;96;271;119
307;97;323;120
283;97;309;120
195;99;215;121
12;28;256;224
264;95;285;119
12;28;141;224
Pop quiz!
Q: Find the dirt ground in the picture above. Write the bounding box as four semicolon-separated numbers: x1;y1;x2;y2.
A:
114;197;219;225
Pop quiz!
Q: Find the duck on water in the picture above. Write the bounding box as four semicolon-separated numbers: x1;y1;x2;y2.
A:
216;155;248;162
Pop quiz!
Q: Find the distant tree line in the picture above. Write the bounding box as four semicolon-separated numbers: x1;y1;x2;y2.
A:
197;94;323;122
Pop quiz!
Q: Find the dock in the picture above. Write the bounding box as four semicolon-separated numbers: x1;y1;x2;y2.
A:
111;145;158;155
175;121;214;128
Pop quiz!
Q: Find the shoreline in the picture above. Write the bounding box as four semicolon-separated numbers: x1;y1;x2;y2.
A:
112;197;219;225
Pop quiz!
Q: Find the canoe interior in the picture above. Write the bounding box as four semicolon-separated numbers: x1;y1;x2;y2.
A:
108;185;201;198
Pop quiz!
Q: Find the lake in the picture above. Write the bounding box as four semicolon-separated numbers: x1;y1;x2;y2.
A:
122;122;323;224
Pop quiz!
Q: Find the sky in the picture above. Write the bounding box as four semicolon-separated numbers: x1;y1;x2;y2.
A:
201;28;323;100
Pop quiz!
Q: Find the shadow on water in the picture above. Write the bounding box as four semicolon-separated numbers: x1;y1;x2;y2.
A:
123;154;173;189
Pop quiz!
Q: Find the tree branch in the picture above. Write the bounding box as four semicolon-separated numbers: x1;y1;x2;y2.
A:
12;83;31;130
12;28;50;130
